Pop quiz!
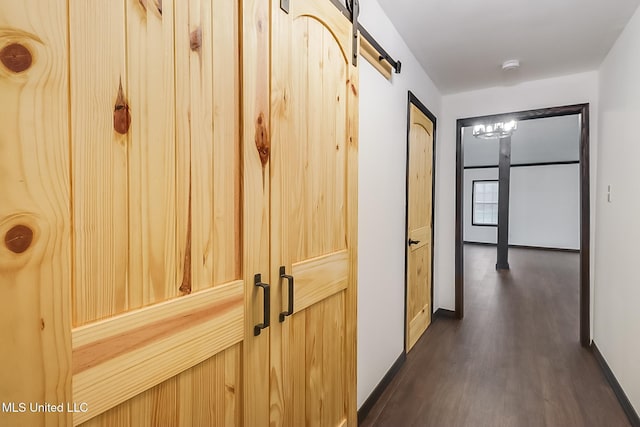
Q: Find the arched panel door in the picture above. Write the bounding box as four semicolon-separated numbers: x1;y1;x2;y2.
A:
270;0;358;426
406;102;434;352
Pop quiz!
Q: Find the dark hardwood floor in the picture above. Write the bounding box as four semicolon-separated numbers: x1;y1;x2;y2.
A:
360;244;630;427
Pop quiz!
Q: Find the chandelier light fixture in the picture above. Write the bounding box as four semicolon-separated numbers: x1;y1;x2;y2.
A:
472;120;518;139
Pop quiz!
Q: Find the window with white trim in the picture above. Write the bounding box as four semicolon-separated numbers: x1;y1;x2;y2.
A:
472;180;499;226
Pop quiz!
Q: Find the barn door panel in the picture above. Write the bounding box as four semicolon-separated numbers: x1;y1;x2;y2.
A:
0;1;72;426
68;0;246;425
270;0;358;425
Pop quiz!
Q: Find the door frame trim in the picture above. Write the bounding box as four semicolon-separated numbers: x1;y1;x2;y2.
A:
404;91;437;351
455;103;591;346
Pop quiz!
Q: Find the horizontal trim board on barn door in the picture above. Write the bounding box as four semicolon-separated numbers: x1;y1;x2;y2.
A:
71;281;244;425
291;250;349;315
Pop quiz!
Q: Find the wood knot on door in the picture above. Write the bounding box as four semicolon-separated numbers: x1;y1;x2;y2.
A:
190;28;202;52
138;0;162;15
113;80;131;135
255;113;270;167
4;224;33;254
179;180;192;295
0;43;32;73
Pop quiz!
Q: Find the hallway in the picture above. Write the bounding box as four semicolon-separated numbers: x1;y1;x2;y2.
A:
361;245;630;426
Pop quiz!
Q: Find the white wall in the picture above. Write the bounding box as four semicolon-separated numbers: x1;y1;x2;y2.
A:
594;4;640;415
437;71;599;319
357;0;442;409
510;164;580;249
463;165;580;250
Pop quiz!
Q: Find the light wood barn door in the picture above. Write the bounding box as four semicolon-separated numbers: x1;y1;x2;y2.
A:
270;0;358;426
405;103;434;352
66;0;253;425
0;1;72;426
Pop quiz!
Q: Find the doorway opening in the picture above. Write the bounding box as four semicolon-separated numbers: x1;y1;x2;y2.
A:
454;104;590;346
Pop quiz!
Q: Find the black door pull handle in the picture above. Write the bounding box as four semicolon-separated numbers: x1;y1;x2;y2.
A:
279;266;294;322
254;274;270;336
408;239;421;246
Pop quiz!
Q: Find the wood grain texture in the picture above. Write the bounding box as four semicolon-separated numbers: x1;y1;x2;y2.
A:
345;29;360;427
304;296;346;426
291;250;348;314
362;246;630;427
73;281;244;424
176;0;215;293
407;242;431;351
359;35;392;80
291;311;307;427
212;0;242;287
174;0;242;294
72;280;243;350
406;104;434;352
79;344;242;427
224;344;243;425
270;0;356;424
269;2;294;423
3;1;359;425
0;2;72;426
126;0;177;308
4;0;265;424
70;0;129;326
241;0;271;425
70;1;246;422
174;0;192;299
305;296;324;427
305;293;346;427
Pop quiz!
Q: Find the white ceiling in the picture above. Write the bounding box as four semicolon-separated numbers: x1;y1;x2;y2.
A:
375;0;640;94
463;115;580;166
